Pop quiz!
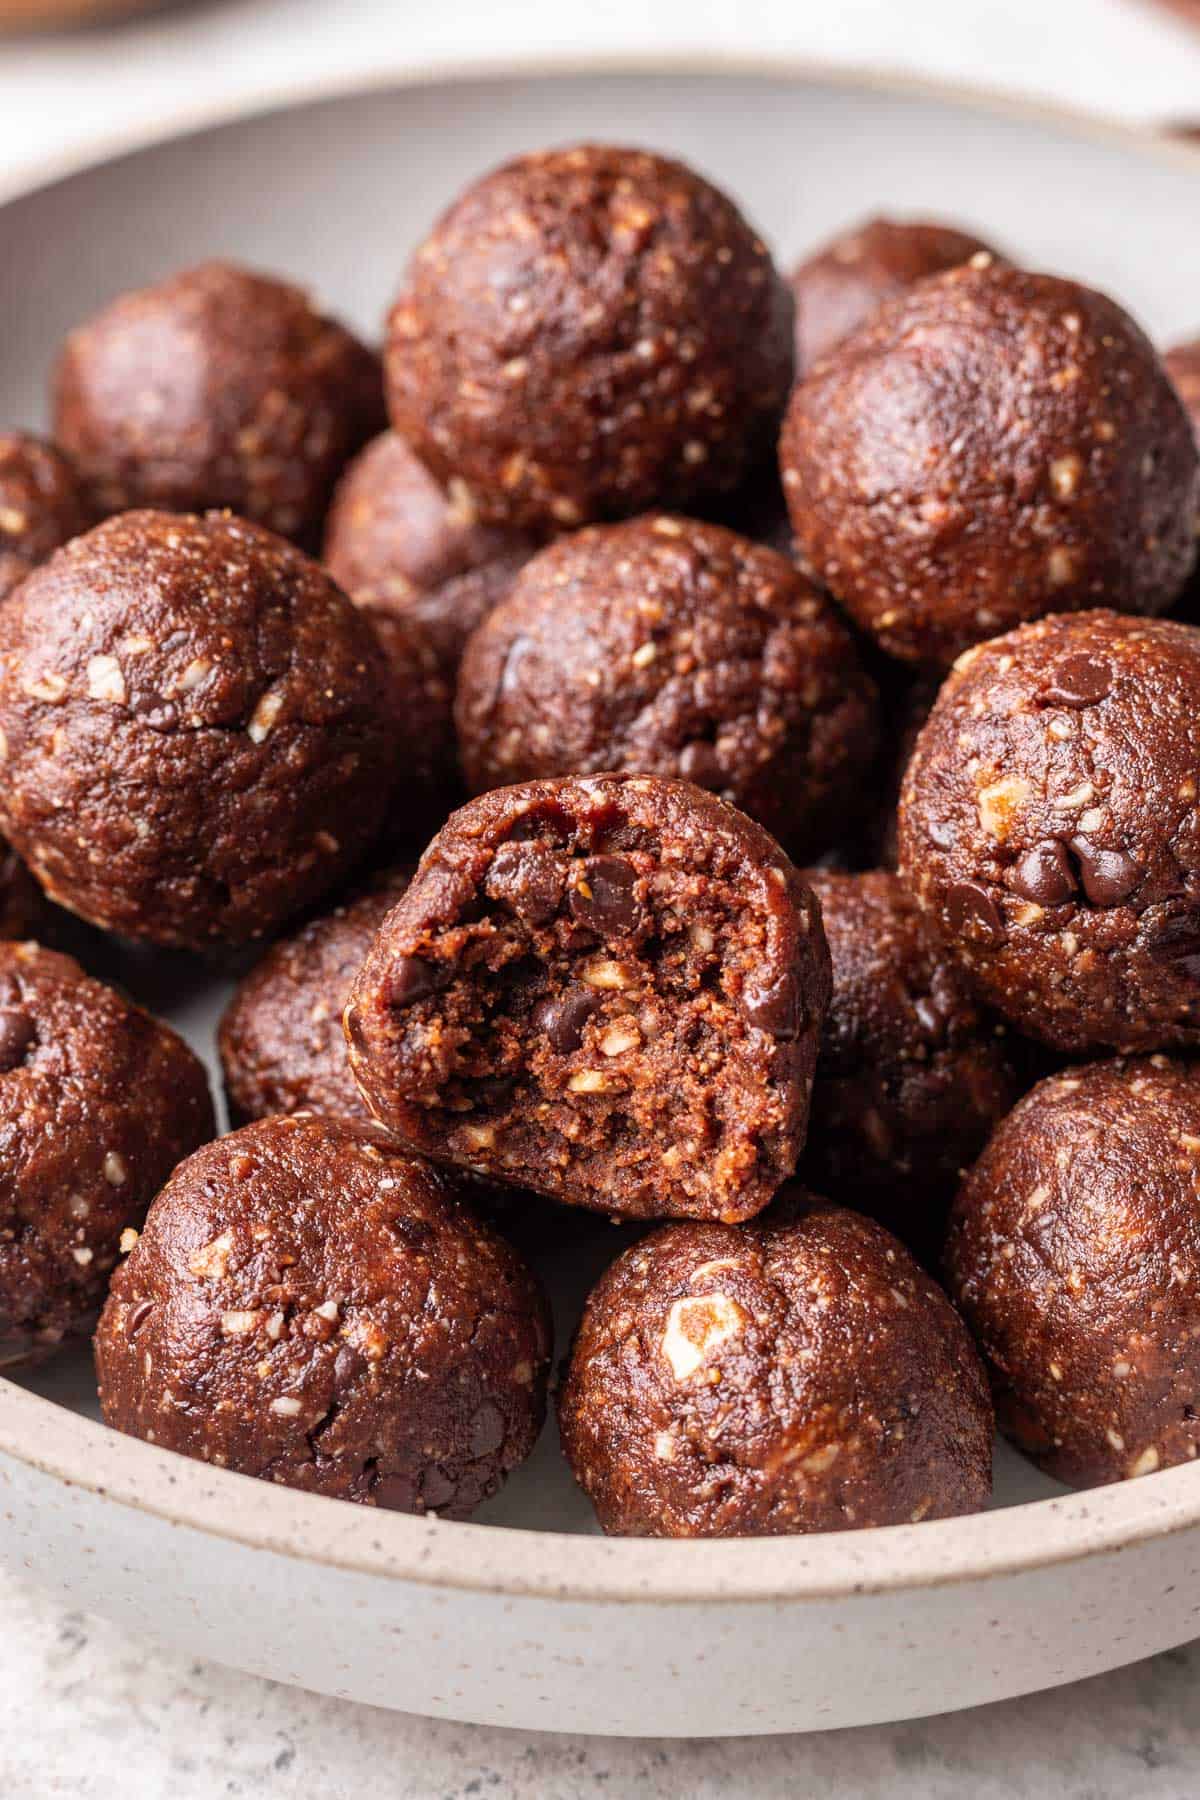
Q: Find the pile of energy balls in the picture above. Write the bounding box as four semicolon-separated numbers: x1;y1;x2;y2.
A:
2;143;1200;1538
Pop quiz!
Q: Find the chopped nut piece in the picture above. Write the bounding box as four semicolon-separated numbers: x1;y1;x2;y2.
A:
176;656;212;694
221;1310;260;1335
977;775;1031;841
567;1069;612;1094
189;1231;234;1280
86;654;127;705
248;688;284;743
581;959;636;990
660;1292;746;1381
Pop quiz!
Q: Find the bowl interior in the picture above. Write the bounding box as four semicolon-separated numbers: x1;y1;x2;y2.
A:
1;61;1199;1579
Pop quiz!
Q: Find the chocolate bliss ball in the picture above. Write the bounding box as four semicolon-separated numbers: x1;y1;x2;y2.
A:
789;214;999;376
898;609;1200;1053
559;1194;993;1537
385;145;793;531
0;941;213;1368
95;1114;551;1516
55;262;383;544
0;432;92;603
781;264;1198;664
455;514;879;860
346;774;830;1223
947;1057;1200;1489
0;511;395;948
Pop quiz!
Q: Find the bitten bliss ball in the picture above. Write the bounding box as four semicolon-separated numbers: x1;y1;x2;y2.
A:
802;868;1022;1259
346;774;831;1223
946;1057;1200;1489
384;145;794;531
788;215;999;377
0;510;395;948
0;432;92;602
95;1114;551;1516
558;1194;993;1537
455;515;880;860
54;262;383;544
0;941;214;1368
781;264;1199;665
898;609;1200;1053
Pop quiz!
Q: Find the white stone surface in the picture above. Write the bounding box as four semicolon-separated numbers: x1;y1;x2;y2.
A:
5;0;1200;1789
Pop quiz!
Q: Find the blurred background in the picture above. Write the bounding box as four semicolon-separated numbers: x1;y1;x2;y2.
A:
4;0;1200;197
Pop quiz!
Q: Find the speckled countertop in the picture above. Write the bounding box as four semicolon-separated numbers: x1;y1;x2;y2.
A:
1;1568;1197;1797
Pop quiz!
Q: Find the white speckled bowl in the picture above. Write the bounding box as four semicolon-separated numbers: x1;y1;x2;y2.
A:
3;62;1200;1738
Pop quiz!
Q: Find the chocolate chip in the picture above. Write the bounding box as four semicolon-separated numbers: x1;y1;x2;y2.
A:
1068;837;1141;907
1041;654;1112;708
533;986;599;1054
742;972;803;1039
389;1216;434;1253
469;1400;506;1457
0;1007;36;1073
569;856;640;935
484;840;566;925
133;692;180;732
332;1343;364;1395
947;880;1005;945
383;955;440;1008
678;740;724;790
126;1299;154;1336
1149;915;1200;978
1010;842;1077;907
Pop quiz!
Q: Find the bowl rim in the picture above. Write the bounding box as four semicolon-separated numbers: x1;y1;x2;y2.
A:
3;53;1200;1608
